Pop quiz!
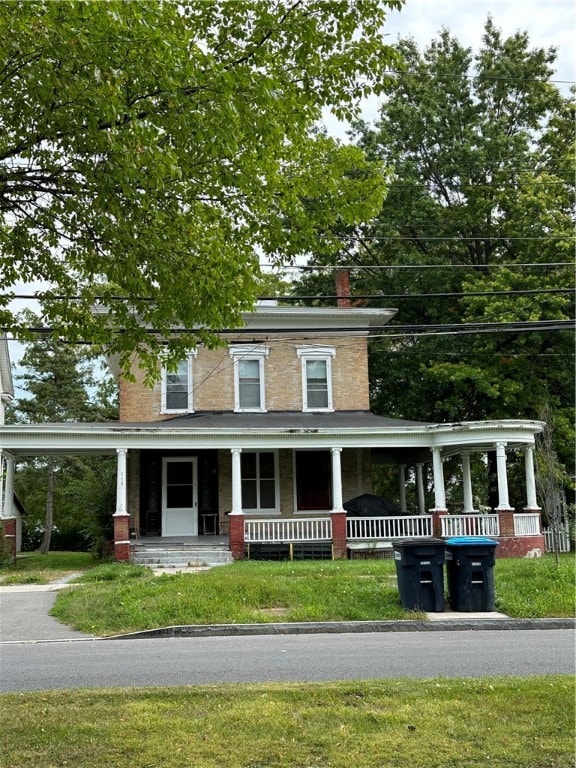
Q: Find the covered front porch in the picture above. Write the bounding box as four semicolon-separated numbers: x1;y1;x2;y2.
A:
0;414;546;562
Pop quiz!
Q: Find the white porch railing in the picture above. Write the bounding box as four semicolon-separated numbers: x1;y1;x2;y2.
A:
347;515;433;540
245;518;332;543
440;514;500;538
513;513;541;536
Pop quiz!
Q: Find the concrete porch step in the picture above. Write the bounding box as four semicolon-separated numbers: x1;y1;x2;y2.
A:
133;544;233;568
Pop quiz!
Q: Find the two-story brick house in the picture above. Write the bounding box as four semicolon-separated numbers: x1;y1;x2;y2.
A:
0;298;546;562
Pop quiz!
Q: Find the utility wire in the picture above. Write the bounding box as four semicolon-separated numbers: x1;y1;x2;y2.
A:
5;288;574;302
267;262;572;271
4;319;573;339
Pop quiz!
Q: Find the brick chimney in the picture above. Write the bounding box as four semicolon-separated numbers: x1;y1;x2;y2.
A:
335;269;352;308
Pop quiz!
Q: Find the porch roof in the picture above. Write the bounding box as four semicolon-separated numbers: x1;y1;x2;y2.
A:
0;410;545;457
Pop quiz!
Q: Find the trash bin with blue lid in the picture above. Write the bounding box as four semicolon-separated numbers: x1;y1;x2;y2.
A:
445;537;499;612
392;538;445;612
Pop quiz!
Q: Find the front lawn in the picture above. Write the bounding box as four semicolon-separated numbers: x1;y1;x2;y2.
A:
0;677;573;768
0;551;97;585
49;555;575;636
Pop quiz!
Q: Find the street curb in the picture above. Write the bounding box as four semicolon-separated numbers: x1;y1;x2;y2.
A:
106;618;575;640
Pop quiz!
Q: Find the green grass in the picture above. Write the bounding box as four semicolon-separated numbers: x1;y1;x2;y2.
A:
0;677;573;767
52;559;412;635
49;555;575;636
0;551;98;585
494;555;575;618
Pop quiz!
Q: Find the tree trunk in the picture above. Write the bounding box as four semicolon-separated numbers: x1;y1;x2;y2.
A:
38;462;55;554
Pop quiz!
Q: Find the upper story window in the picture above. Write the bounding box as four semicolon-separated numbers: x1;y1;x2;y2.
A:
230;345;269;412
296;346;336;412
161;353;196;414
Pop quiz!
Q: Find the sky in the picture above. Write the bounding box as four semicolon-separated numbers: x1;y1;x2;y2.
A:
327;0;575;136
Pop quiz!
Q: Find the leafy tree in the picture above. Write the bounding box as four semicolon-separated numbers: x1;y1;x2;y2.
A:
294;19;575;502
8;336;118;553
535;405;572;562
0;0;402;380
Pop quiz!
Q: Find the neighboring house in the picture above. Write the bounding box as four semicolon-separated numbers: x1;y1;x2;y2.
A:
0;283;546;562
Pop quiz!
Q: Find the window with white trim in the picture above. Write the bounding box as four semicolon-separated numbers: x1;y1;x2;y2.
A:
230;345;269;412
161;353;195;414
296;346;335;412
241;450;279;513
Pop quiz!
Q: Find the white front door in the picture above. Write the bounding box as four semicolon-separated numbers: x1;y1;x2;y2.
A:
162;457;198;536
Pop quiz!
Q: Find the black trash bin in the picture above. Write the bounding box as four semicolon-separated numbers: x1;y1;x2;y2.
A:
445;537;499;612
392;538;445;612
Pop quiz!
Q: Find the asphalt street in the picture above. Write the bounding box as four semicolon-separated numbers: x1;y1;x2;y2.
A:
0;584;573;693
1;629;574;692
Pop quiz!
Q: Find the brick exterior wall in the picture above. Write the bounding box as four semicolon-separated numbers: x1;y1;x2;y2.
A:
119;335;370;421
119;331;374;538
495;535;546;558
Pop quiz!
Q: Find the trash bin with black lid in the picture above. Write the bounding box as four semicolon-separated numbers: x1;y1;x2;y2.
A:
392;538;446;612
445;537;499;612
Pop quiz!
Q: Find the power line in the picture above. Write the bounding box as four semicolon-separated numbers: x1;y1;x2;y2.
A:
270;262;572;271
328;235;574;241
4;319;573;339
266;289;574;301
376;68;575;87
5;288;574;303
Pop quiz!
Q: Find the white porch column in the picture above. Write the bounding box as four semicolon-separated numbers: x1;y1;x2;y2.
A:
461;451;475;513
524;445;539;510
114;448;128;518
431;447;446;511
331;447;344;512
416;463;426;515
230;448;243;515
495;441;513;510
1;454;15;519
398;464;407;513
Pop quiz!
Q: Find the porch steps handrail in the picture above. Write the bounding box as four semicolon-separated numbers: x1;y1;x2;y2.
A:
245;518;332;543
440;514;500;538
347;515;433;540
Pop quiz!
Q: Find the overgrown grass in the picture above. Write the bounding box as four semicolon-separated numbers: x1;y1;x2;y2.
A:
0;551;98;585
494;555;575;618
50;555;575;636
53;559;410;635
0;677;573;767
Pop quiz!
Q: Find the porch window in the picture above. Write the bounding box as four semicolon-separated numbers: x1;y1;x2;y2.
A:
296;346;335;412
295;450;332;511
241;450;278;513
230;345;269;412
161;354;195;413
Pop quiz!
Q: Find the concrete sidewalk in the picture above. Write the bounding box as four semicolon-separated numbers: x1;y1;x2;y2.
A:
0;587;96;643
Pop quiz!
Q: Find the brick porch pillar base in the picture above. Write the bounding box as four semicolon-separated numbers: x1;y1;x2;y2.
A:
430;509;447;538
1;517;17;563
331;511;347;559
113;514;131;562
229;514;245;560
497;509;515;538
